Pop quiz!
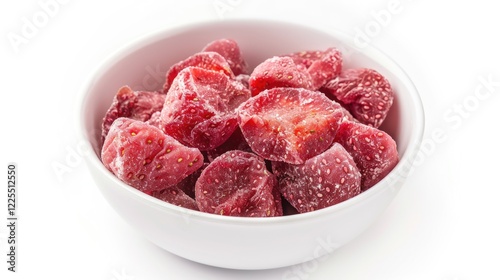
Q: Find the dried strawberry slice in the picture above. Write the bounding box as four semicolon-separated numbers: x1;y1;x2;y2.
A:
237;87;344;164
161;67;251;150
162;52;234;93
195;151;282;217
151;186;199;211
248;56;313;96
334;121;399;190
322;68;394;128
272;143;361;213
202;38;249;76
284;48;343;89
101;86;165;143
101;118;204;193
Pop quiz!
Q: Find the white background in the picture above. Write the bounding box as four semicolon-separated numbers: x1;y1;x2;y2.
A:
1;0;500;279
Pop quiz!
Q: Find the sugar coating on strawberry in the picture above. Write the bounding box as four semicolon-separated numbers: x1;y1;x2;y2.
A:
322;68;394;128
195;151;282;217
272;143;361;213
248;56;313;96
161;67;251;151
285;48;343;90
151;186;199;211
163;52;234;93
334;121;398;190
202;38;249;76
101;118;204;193
101;86;165;143
237;87;344;164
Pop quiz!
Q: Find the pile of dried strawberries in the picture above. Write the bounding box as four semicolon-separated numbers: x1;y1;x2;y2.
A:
100;39;398;217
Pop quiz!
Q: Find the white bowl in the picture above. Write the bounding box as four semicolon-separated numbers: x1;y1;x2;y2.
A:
79;19;424;270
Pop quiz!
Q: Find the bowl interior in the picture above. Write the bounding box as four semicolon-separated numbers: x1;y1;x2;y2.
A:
81;19;423;218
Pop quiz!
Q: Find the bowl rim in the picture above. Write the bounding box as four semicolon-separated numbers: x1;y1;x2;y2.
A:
78;18;425;226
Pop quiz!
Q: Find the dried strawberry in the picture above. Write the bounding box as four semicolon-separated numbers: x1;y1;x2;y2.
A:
151;186;199;211
202;38;249;76
101;86;165;143
248;56;313;96
334;121;398;190
101;118;204;193
162;52;234;93
322;68;394;128
273;143;361;213
161;67;251;150
237;87;344;164
284;48;342;89
195;151;282;217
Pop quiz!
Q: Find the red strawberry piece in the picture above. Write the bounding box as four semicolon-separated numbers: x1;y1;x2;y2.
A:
162;52;234;93
334;121;399;191
151;186;199;211
237;87;344;164
285;48;343;90
202;38;249;76
272;143;361;213
160;67;251;151
101;86;165;143
322;68;394;128
248;56;314;96
101;118;204;193
195;151;282;217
